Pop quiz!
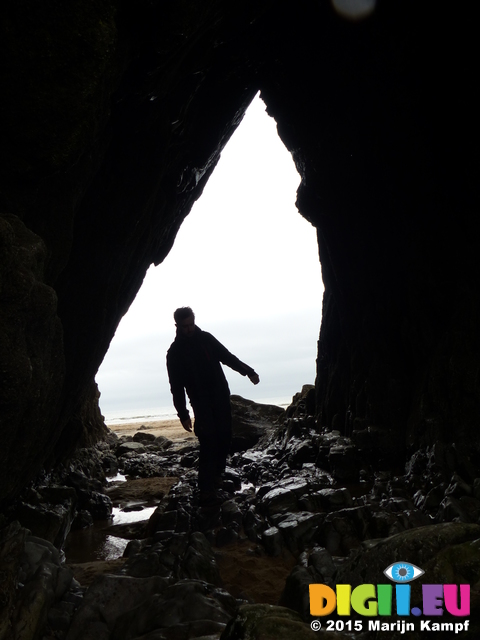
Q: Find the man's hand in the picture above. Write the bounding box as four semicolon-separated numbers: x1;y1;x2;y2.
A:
181;417;193;432
249;373;260;385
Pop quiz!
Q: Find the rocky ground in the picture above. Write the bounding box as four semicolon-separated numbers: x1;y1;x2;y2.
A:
2;389;480;639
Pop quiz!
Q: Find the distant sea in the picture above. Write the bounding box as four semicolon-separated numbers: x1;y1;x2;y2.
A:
102;396;292;426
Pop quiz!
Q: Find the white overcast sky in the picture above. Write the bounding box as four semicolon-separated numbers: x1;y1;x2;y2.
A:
96;94;324;422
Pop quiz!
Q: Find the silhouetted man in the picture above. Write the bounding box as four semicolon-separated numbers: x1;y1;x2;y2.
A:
166;307;259;507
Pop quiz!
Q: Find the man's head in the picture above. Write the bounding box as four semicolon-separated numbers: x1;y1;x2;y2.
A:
174;307;195;337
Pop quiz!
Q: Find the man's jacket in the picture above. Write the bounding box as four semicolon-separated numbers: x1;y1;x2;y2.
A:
166;326;255;422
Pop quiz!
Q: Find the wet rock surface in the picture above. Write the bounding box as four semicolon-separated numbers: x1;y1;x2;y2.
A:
3;392;480;638
222;603;318;640
0;521;84;640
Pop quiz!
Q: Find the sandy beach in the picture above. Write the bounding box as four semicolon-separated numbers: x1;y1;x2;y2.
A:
107;418;194;442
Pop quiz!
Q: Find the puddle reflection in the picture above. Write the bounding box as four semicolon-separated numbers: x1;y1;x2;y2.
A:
65;504;157;563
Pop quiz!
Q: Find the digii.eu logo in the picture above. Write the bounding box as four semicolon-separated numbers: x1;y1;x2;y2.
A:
309;561;471;634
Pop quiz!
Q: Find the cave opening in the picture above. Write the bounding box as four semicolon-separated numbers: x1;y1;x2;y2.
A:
96;94;323;424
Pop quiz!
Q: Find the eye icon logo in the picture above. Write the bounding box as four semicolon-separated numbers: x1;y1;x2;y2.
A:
384;562;424;583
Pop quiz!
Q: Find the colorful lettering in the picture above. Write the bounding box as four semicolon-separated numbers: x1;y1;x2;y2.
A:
444;584;470;616
336;585;351;616
351;584;377;616
309;584;336;616
377;584;392;615
395;584;410;616
422;584;444;616
309;581;470;618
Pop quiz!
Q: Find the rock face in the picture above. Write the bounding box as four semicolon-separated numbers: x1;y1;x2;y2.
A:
221;604;317;640
1;1;479;511
0;521;83;640
230;395;285;452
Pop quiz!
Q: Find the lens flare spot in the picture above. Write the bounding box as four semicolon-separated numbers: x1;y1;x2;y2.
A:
331;0;377;21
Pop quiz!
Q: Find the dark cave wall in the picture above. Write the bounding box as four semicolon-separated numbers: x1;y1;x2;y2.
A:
1;0;479;504
257;1;480;454
0;0;271;503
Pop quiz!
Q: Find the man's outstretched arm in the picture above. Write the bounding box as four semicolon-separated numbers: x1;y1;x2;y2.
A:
206;333;260;384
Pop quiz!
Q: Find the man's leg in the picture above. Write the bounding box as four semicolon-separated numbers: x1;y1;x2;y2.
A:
212;397;232;482
194;407;218;501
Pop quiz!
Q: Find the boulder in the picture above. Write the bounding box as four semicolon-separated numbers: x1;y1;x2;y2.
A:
117;442;147;456
230;396;284;452
78;490;113;520
132;431;156;443
12;490;76;549
13;534;78;640
66;574;169;640
336;522;480;587
262;526;283;557
106;477;177;508
259;487;299;517
334;521;480;636
279;566;319;622
221;603;318;640
112;580;237;640
0;521;28;640
276;512;324;555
